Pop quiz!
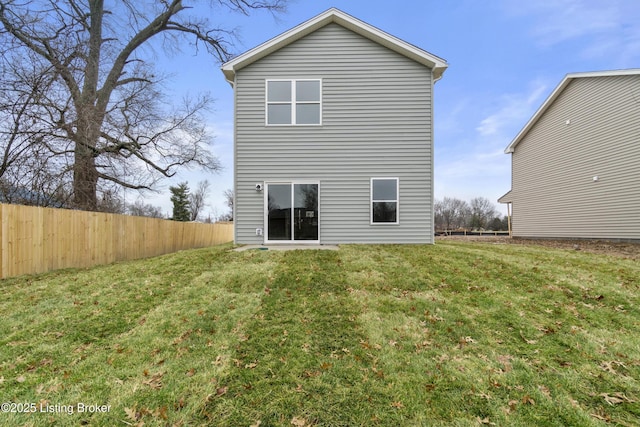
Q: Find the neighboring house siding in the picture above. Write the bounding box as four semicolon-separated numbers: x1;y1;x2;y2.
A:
234;23;434;244
510;74;640;240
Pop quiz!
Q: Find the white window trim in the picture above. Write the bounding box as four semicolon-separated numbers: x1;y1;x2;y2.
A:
370;177;400;225
263;180;321;244
265;79;322;126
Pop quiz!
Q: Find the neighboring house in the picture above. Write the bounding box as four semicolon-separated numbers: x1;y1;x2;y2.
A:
499;69;640;241
221;8;448;244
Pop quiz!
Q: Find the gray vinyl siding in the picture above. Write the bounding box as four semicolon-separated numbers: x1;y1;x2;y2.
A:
234;23;434;244
510;74;640;240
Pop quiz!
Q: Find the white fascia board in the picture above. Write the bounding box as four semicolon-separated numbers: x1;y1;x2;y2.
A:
504;68;640;154
221;8;448;85
497;190;513;203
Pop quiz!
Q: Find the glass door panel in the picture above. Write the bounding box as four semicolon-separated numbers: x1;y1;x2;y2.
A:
267;184;291;240
267;183;319;242
294;184;318;241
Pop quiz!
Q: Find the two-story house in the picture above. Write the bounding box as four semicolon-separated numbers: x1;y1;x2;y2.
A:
499;69;640;241
222;8;448;244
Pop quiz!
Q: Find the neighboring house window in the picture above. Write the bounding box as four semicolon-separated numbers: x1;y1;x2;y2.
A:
266;79;321;125
371;178;399;224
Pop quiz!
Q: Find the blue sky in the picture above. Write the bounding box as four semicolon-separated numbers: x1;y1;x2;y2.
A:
145;0;640;218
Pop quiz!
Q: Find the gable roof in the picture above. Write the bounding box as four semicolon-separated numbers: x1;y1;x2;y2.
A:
504;68;640;153
221;8;448;85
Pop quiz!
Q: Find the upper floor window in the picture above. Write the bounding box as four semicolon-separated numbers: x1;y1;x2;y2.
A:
266;79;321;125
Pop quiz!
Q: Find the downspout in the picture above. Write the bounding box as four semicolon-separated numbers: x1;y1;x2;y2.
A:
232;71;238;244
430;69;436;243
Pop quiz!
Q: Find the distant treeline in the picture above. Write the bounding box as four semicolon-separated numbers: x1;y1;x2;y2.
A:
435;197;508;231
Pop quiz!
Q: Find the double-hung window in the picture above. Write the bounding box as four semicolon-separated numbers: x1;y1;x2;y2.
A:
266;79;321;125
371;178;399;224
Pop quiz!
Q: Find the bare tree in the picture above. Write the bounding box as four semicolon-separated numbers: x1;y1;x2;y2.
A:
0;0;286;211
128;199;164;218
468;197;498;230
434;197;469;231
189;179;210;221
214;188;234;221
0;48;72;206
224;189;234;220
97;188;125;214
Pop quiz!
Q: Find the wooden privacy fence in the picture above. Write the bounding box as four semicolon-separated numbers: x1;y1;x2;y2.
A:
0;203;234;279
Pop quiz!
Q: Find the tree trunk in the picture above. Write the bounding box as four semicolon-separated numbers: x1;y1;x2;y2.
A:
72;0;103;211
73;113;100;211
73;146;98;211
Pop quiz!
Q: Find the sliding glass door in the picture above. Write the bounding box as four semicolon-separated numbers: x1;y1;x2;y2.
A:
267;182;318;242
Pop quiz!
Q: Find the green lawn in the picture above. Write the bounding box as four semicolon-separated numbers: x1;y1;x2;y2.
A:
1;241;639;426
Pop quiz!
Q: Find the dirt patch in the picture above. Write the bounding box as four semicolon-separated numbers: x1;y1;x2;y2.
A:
436;235;640;260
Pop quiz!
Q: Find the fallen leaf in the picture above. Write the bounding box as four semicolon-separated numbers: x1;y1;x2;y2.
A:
303;370;321;378
477;417;496;425
600;392;636;405
519;331;537;345
154;406;168;420
538;385;551;398
16;375;26;383
245;362;258;369
216;386;228;397
175;398;185;410
391;401;404;409
590;412;611;422
186;368;195;377
522;395;535;405
291;416;307;426
124;405;140;421
143;372;163;389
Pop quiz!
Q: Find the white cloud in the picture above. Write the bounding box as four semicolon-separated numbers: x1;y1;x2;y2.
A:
520;0;618;44
435;80;550;209
502;0;640;63
475;80;548;142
